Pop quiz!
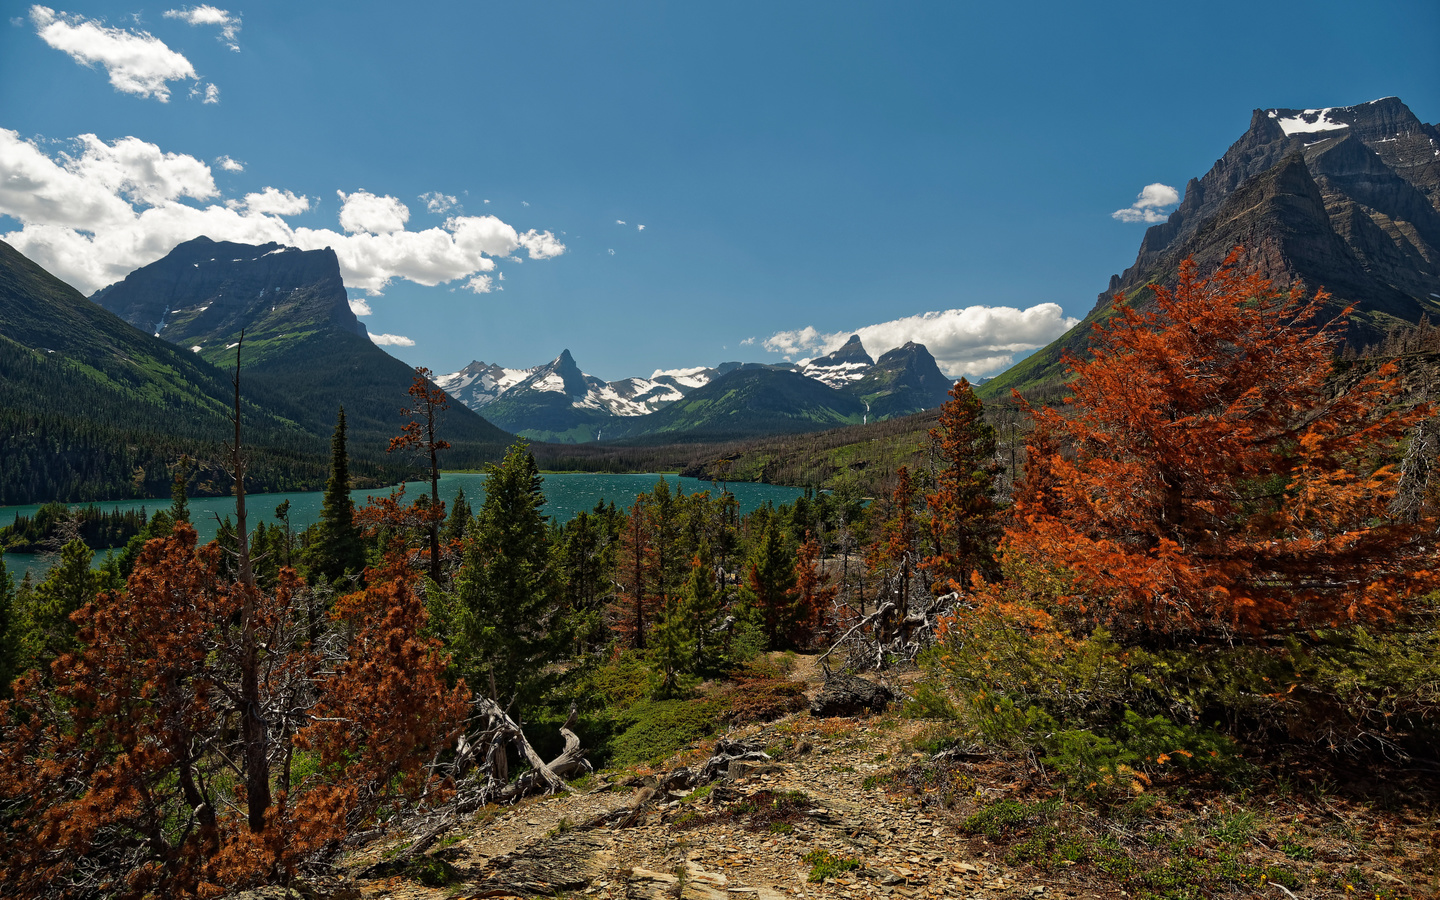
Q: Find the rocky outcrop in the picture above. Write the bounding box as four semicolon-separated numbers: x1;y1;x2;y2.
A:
808;673;895;717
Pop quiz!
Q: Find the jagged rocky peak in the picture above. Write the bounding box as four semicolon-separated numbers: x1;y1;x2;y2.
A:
800;334;874;388
1109;96;1440;311
90;236;365;347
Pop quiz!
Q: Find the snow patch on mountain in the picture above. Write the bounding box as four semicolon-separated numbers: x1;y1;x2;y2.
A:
1269;107;1350;136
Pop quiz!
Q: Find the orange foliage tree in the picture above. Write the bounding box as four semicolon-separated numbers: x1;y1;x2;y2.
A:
791;533;838;648
0;526;466;898
866;465;919;640
389;368;452;586
611;498;660;650
1008;251;1436;638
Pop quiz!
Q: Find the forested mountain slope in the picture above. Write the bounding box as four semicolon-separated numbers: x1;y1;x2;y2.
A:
91;237;514;466
0;239;331;503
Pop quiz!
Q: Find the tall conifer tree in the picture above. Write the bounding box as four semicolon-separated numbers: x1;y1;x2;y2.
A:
455;441;557;708
306;407;365;584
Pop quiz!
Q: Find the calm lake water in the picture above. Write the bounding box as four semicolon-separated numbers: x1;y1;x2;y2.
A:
0;473;804;582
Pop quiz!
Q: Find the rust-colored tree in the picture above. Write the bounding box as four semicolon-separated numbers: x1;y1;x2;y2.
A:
1009;250;1437;639
923;378;1004;590
0;343;466;898
611;498;660;650
389;367;452;586
790;533;838;648
865;465;919;644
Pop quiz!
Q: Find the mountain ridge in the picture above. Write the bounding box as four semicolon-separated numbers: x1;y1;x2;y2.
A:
981;96;1440;401
90;238;514;466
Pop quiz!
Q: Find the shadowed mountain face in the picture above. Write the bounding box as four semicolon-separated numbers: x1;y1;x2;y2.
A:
91;237;512;465
982;97;1440;400
0;239;336;502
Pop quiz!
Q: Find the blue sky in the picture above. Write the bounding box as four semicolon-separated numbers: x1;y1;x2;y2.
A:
2;1;1437;382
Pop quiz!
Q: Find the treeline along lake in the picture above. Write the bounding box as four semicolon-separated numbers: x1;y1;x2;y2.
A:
1;472;806;581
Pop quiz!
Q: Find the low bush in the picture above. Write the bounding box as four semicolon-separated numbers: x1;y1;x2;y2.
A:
609;698;722;768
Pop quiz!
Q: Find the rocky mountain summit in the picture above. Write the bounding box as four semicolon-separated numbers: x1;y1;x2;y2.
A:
88;237;511;463
983;96;1440;399
437;338;953;444
91;237;366;367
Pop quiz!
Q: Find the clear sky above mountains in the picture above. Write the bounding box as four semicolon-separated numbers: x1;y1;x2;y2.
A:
2;1;1436;381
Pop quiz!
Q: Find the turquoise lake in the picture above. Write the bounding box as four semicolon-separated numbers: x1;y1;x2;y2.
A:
1;473;805;582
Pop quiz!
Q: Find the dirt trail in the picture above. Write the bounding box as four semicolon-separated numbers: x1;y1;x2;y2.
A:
343;660;1102;900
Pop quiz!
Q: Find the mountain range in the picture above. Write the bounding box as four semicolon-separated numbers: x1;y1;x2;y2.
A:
435;334;955;443
981;97;1440;401
90;237;513;467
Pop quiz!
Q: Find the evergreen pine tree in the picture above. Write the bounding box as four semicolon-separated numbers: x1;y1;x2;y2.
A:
306;408;365;584
454;441;558;708
170;456;192;524
746;519;798;650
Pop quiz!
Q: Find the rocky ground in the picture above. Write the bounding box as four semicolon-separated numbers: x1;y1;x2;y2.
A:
299;656;1437;900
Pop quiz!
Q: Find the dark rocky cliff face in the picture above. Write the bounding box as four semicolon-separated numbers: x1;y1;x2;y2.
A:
1107;98;1440;337
91;237;365;364
846;341;953;419
981;97;1440;401
88;236;512;462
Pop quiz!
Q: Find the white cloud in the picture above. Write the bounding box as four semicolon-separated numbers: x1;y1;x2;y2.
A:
1112;182;1180;224
163;5;241;51
420;191;457;215
637;223;645;231
30;5;198;101
760;305;1080;377
201;82;219;104
348;297;372;316
337;189;409;234
215;154;244;172
465;273;495;293
229;187;308;216
0;129;568;296
369;332;414;347
517;229;565;259
607;248;615;256
739;336;756;346
521;200;529;207
616;219;626;225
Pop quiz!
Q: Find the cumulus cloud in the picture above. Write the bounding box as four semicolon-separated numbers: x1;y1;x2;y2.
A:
337;189;409;234
465;273;495;293
760;305;1080;377
349;297;373;316
200;82;219;103
30;5;198;101
420;191;457;215
0;128;567;296
163;5;241;51
1112;182;1180;224
637;224;645;231
369;332;414;347
739;336;755;346
215;155;244;172
229;187;308;216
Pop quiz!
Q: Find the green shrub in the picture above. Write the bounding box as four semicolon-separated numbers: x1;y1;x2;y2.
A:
959;798;1059;838
902;681;959;719
802;849;861;882
609;698;721;767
